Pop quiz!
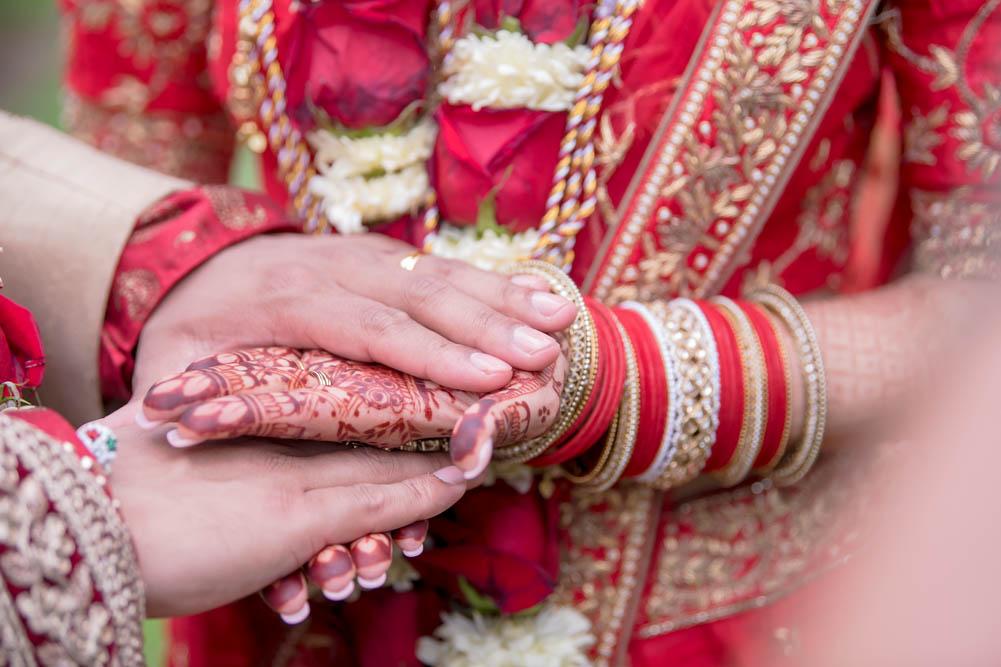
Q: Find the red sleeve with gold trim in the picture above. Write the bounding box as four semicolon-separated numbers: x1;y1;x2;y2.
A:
101;186;296;402
883;0;1001;279
61;0;235;183
0;408;145;664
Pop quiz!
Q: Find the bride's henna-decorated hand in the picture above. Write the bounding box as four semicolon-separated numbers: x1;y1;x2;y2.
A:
135;233;576;396
138;346;477;447
138;345;567;477
138;345;565;618
261;522;428;624
99;407;467;619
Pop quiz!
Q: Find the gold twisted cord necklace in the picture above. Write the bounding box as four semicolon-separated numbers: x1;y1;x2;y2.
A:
230;0;639;269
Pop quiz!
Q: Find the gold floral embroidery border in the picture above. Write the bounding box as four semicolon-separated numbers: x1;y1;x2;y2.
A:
635;453;867;638
584;0;880;302
552;485;661;667
0;415;144;665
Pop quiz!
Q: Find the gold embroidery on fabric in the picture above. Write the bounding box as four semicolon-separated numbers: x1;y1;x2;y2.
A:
66;0;213;112
910;188;1001;280
62;90;233;184
113;269;161;322
0;415;144;665
884;0;1001;178
552;485;659;667
204;186;271;230
742;158;857;291
588;0;878;302
902;104;948;166
636;455;864;638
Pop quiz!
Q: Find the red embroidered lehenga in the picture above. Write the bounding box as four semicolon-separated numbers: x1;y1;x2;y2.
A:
60;0;1000;664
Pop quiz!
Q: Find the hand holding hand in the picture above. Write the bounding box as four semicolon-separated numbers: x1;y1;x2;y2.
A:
134;233;576;395
102;406;467;618
138;345;567;478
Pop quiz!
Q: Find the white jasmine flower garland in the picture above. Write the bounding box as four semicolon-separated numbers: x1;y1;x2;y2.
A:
416;604;595;667
440;31;591;111
309;164;431;235
307;118;436;180
430;223;541;271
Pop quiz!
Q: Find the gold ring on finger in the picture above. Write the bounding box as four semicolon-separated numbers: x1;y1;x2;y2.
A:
399;251;423;272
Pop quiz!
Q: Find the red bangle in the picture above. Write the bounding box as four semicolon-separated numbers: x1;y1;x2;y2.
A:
614;307;667;478
531;298;625;466
698;301;744;472
741;302;789;470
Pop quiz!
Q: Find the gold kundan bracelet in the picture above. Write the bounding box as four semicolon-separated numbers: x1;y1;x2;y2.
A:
495;260;598;463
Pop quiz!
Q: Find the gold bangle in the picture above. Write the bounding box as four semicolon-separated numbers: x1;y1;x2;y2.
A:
748;285;827;487
712;297;767;488
561;411;620;485
494;260;598;462
575;319;640;491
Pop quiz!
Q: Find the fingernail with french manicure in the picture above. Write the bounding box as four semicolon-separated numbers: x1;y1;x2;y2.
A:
531;291;571;317
433;465;466;485
511;274;551;290
280;602;310;625
469;352;511;375
322;581;355;601
135;412;163;429
513;326;556;355
465;437;493;480
166;429;199;448
357;573;387;590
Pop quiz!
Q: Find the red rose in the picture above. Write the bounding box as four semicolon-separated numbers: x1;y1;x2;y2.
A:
0;295;44;390
472;0;591;44
414;483;565;613
431;104;566;233
283;0;433;129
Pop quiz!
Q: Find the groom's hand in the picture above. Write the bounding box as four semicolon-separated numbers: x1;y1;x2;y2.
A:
103;405;467;618
133;233;576;395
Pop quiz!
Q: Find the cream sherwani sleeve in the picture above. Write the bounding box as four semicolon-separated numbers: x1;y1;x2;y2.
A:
0;112;191;424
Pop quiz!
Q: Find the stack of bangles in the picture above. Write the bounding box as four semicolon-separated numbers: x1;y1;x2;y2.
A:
496;261;827;492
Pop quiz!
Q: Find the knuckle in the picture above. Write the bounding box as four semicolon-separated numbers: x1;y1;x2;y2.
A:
403;275;450;311
470;307;505;335
498;281;528;309
355;484;389;516
402;477;436;510
432;258;464;281
360;306;412;338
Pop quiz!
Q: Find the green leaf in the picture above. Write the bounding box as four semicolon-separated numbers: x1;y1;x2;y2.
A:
457;576;501;615
512;602;545;618
474;166;515;238
316;100;424;139
565;16;589;49
499;15;524;34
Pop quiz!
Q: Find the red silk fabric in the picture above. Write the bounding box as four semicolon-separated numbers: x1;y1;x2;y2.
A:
99;187;295;402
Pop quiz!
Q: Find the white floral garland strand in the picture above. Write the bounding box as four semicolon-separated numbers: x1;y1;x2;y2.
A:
308;118;436;179
440;30;591;112
309;164;431;235
417;604;595;667
430;225;542;272
307;120;436;234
